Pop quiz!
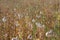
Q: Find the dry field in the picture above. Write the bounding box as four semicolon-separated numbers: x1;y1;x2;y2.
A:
0;0;60;40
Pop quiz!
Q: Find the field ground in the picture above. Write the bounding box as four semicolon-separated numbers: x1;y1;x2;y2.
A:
0;0;60;40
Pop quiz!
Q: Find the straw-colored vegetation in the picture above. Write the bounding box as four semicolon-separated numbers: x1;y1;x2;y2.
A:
0;0;60;40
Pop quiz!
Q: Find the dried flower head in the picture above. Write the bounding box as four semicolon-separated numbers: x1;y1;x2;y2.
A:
45;30;54;37
11;37;19;40
2;17;7;22
27;34;32;39
32;18;36;23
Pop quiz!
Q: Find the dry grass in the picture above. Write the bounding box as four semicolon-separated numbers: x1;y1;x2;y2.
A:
0;0;60;40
